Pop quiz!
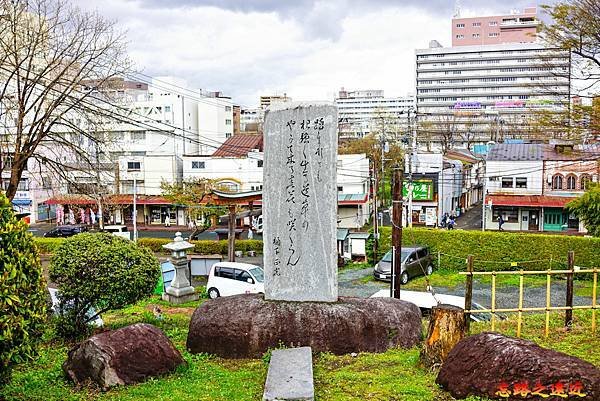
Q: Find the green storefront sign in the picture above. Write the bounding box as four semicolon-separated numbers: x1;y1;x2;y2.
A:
403;180;433;201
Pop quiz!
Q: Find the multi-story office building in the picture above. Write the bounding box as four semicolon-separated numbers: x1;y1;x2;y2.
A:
417;7;571;150
335;88;415;140
452;7;539;47
415;42;571;149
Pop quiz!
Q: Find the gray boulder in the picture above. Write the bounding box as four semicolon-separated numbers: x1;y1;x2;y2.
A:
186;294;422;358
63;323;185;390
437;332;600;400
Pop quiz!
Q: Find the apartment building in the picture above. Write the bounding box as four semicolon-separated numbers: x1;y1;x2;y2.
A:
335;88;415;140
452;7;539;47
415;42;570;149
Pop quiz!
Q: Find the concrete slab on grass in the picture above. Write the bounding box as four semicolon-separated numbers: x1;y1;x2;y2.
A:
263;346;314;401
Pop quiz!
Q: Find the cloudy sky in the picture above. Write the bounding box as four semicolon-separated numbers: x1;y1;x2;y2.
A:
74;0;552;108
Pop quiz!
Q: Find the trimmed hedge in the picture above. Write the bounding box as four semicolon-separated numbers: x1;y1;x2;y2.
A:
33;238;67;254
368;227;600;272
36;237;264;256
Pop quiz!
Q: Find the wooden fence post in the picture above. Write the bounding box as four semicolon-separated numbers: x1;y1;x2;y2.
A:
464;255;474;333
565;250;575;330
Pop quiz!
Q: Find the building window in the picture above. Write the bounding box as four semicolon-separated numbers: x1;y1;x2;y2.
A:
225;119;232;125
580;174;591;190
225;133;232;138
225;106;232;111
515;177;527;188
131;132;146;142
501;177;513;188
472;22;481;27
257;160;263;168
489;21;497;26
127;161;141;171
456;23;465;28
489;32;499;37
337;186;343;192
17;178;29;191
472;33;480;38
165;106;171;112
456;34;464;39
552;174;563;190
493;207;519;223
566;175;577;190
191;161;205;169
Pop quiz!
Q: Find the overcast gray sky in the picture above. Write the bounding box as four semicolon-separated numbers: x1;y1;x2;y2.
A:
74;0;553;108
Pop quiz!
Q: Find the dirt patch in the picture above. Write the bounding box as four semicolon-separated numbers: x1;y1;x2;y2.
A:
145;304;195;316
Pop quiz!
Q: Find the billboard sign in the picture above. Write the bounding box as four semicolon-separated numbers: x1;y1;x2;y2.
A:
403;180;434;201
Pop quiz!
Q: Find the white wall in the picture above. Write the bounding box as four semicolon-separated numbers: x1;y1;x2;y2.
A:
183;154;263;192
337;153;369;194
197;98;234;155
485;160;543;195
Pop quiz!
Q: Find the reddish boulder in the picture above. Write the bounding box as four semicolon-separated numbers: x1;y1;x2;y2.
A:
63;323;185;389
437;332;600;400
186;294;422;358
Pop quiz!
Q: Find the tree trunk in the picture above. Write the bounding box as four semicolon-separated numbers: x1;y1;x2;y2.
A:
421;304;466;369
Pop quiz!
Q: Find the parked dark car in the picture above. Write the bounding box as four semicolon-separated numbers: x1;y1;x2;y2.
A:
373;246;434;284
43;224;88;238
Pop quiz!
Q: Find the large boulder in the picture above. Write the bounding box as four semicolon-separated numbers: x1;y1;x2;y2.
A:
63;323;185;389
186;294;422;358
437;332;600;400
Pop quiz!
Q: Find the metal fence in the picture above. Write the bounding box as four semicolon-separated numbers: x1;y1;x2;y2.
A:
460;252;598;337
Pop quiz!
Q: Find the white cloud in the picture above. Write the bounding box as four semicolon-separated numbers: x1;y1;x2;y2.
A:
72;0;550;107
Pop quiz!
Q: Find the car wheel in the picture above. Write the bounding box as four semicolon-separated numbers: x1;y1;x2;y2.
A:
426;264;433;276
207;287;220;299
400;271;409;285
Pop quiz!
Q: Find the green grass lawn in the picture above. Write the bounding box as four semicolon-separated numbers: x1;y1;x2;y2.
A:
1;296;598;401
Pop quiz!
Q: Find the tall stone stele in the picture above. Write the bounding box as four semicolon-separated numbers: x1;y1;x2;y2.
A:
263;102;338;302
162;232;198;304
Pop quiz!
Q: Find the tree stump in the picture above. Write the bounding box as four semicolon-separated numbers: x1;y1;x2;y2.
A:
420;304;466;369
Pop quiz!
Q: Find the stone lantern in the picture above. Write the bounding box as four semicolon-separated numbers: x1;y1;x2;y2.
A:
162;232;198;304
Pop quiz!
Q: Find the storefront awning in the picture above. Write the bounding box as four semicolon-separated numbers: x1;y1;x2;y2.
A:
338;193;368;205
12;199;32;206
487;195;578;208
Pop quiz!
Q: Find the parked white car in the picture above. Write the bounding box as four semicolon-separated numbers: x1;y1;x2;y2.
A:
102;225;131;240
370;289;501;322
48;288;104;327
206;262;264;299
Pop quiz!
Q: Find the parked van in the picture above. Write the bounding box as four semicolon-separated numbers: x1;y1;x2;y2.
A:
206;262;264;299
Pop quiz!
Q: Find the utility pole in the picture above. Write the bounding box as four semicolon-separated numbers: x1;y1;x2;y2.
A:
372;165;379;261
392;165;403;299
133;177;138;242
407;109;416;228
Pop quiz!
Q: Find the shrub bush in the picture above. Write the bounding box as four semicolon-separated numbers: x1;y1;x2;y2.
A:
0;193;47;384
49;233;160;339
367;227;600;272
136;237;264;255
33;237;65;254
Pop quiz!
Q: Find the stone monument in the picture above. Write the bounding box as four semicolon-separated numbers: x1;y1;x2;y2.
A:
162;232;198;305
186;103;422;358
262;102;338;302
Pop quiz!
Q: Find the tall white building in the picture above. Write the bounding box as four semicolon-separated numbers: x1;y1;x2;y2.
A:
415;42;571;149
335;89;415;139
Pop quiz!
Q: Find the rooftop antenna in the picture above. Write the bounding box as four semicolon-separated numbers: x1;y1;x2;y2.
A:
453;0;461;18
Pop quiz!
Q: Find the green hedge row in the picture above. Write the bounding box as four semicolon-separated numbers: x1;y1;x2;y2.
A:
35;237;264;256
367;227;600;272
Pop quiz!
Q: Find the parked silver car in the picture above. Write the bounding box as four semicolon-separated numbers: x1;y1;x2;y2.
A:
373;246;434;284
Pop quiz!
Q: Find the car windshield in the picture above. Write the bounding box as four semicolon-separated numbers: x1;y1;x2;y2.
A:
249;267;264;283
382;250;411;262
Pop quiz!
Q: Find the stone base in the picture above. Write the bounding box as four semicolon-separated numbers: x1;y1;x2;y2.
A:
263;347;314;401
186;294;422;358
162;292;199;305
